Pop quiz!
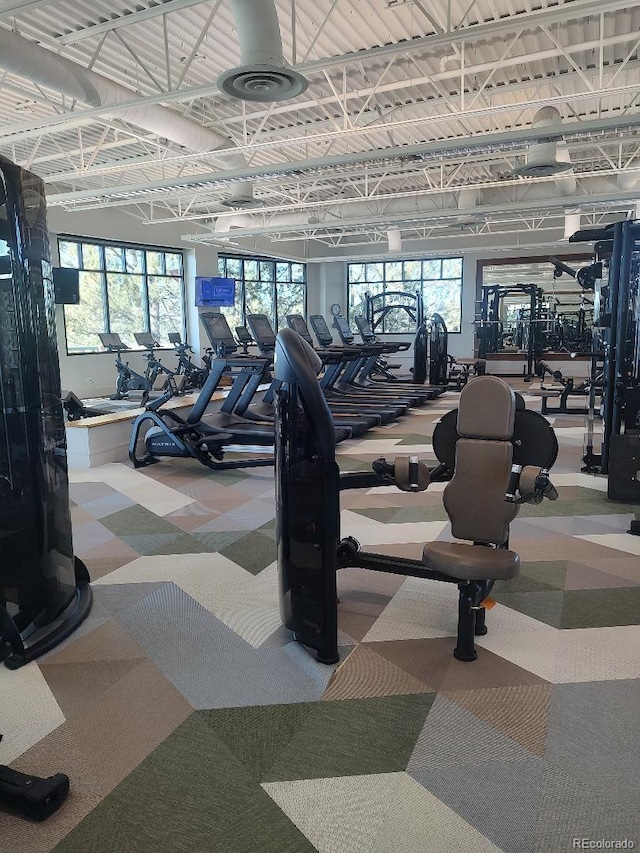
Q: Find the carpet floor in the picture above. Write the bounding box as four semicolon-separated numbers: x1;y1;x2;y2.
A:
1;388;639;853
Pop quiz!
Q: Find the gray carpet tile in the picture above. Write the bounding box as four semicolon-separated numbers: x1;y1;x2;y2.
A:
407;693;537;774
533;764;639;853
543;680;640;803
410;758;545;853
115;582;333;708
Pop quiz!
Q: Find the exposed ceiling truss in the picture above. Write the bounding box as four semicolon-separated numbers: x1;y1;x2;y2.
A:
0;0;639;251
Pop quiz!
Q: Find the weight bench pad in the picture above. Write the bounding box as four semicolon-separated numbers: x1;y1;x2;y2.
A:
423;541;520;581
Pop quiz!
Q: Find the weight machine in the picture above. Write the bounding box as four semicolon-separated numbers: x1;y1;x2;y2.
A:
429;313;485;389
569;220;640;504
477;284;543;379
1;155;89;820
273;328;558;665
365;289;424;333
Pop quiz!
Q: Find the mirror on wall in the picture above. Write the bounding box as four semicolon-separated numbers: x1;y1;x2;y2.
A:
476;255;594;360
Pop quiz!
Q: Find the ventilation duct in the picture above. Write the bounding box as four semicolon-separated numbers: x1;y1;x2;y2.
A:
214;210;262;239
218;0;308;102
456;187;481;224
213;171;640;238
0;28;242;156
513;107;573;178
387;228;402;252
564;212;582;240
220;181;265;209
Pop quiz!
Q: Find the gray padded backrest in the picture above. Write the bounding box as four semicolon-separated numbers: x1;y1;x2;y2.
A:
444;376;518;545
457;375;515;440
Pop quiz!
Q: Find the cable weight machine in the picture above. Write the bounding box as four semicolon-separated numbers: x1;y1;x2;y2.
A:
476;284;544;380
569;221;640;507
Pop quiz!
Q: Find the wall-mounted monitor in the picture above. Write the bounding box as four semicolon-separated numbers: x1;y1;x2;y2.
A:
53;267;80;304
195;276;235;307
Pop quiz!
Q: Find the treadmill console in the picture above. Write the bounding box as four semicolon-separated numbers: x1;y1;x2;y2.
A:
235;326;253;345
200;312;238;355
247;314;277;354
332;315;355;345
309;315;334;347
354;316;376;343
286;315;314;346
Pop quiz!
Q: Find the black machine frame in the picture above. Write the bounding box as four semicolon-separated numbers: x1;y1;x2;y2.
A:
570;220;640;488
477;283;543;380
274;328;558;666
365;289;424;335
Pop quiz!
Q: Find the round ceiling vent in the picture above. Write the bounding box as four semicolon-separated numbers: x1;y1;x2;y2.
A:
513;161;573;178
217;64;308;102
219;194;265;210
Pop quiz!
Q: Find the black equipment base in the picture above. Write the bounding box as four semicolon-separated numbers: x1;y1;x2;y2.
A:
0;756;69;822
2;559;92;670
607;434;640;502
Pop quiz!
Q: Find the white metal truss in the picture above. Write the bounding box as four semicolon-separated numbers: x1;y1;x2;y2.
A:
0;0;639;248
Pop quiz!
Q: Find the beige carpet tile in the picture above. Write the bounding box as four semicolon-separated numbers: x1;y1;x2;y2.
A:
322;645;430;701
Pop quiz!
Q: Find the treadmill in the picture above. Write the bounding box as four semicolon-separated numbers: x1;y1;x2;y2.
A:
331;314;444;400
246;314;387;434
308;315;432;407
200;312;275;423
354;315;445;396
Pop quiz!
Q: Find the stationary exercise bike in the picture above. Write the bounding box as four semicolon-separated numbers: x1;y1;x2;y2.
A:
134;332;180;391
274;329;558;665
99;333;150;400
168;332;208;390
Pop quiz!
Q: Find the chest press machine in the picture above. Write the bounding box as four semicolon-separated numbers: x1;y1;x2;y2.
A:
274;328;558;665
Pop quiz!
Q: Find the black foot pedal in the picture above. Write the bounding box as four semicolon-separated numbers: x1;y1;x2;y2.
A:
0;765;70;821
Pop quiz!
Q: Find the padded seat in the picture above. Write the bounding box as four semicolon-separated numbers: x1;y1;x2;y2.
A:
423;541;520;581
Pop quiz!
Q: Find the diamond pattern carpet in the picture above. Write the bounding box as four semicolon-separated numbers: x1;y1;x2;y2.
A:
1;387;639;853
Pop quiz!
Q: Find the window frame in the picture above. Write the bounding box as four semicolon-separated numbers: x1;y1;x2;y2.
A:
217;253;307;332
57;235;186;355
347;256;463;334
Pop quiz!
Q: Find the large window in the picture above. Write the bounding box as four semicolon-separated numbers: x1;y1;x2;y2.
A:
217;255;306;332
58;238;185;353
348;257;463;333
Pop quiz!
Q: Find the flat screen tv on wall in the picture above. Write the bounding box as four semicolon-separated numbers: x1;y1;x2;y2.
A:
195;277;235;307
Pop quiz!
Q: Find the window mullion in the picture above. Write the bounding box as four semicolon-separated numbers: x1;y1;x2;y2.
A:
142;251;151;333
100;243;110;333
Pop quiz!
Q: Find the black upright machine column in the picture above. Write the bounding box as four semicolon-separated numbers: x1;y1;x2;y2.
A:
0;155;92;670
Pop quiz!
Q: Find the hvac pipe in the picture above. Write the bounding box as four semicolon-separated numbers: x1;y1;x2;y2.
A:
0;27;241;157
218;0;308;101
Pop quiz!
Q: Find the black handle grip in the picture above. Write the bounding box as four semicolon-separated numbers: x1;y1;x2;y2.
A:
536;475;559;501
505;464;522;502
372;457;395;480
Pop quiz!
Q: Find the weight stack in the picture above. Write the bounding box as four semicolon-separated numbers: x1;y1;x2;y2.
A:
0;156;92;670
607;434;640;502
